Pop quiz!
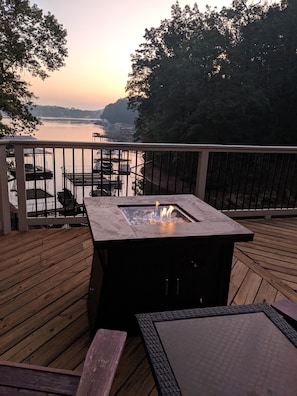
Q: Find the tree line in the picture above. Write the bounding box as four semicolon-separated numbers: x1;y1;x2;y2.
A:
30;105;102;119
126;0;297;145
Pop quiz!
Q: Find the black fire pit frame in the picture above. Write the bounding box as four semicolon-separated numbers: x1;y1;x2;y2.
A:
84;194;253;334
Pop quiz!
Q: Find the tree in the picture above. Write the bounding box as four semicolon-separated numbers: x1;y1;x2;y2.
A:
127;0;297;145
126;2;235;143
0;0;67;136
101;98;137;124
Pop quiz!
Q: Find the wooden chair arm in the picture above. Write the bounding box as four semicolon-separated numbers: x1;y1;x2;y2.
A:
0;361;80;395
76;328;127;396
0;328;126;396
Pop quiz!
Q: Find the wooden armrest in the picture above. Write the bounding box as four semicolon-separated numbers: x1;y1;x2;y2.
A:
0;361;80;395
0;328;126;396
76;328;127;396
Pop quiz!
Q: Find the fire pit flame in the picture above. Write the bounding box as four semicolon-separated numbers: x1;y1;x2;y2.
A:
144;202;177;223
160;204;174;220
120;201;195;225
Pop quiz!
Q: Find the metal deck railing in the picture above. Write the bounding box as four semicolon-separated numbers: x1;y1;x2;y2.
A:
1;139;297;233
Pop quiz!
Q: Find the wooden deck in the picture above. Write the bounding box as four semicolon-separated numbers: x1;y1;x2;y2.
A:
1;218;297;395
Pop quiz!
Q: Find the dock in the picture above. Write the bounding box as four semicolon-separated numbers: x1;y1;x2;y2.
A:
63;172;122;188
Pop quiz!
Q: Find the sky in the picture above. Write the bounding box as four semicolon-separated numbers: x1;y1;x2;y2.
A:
29;0;232;110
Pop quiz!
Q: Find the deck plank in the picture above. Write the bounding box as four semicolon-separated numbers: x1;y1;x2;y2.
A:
232;270;262;305
1;299;87;362
253;279;279;304
1;218;297;395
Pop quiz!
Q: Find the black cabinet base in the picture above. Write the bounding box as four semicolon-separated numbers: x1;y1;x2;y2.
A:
88;240;234;335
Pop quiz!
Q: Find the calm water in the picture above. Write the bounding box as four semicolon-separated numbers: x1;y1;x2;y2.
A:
34;118;106;142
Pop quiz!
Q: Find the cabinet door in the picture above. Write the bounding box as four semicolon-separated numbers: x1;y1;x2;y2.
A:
101;244;169;317
136;258;171;312
139;244;204;311
174;241;233;308
170;241;227;309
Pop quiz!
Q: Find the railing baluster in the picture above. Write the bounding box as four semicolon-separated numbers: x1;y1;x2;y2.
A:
205;152;214;204
188;152;196;194
166;152;171;193
195;150;209;201
42;147;48;217
260;154;270;209
267;154;278;210
0;143;11;234
14;144;27;231
158;152;163;194
149;151;155;195
174;152;179;193
234;152;244;210
292;155;297;209
276;153;286;209
241;153;251;210
53;147;57;216
226;153;236;211
214;153;222;209
32;148;38;217
124;150;130;196
252;153;261;210
220;153;229;210
286;154;297;209
180;152;186;193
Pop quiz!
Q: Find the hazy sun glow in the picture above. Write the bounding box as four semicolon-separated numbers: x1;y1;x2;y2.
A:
29;0;232;110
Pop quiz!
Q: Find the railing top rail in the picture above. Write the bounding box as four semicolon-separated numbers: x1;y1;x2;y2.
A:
2;139;297;154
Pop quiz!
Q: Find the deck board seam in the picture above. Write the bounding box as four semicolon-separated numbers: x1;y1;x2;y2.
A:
234;246;297;304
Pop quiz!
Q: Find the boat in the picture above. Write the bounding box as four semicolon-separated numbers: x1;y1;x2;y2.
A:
90;187;111;197
93;161;113;174
92;132;105;138
57;188;82;216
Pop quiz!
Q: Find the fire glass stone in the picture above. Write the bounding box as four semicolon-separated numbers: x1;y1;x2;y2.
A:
119;204;195;225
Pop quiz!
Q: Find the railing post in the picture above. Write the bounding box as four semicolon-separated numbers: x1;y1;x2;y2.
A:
0;143;11;234
14;144;28;231
195;150;209;201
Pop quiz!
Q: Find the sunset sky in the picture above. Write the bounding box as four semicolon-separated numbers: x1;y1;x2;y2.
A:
29;0;232;110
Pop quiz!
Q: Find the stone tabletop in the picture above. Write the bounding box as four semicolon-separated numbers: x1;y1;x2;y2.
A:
84;194;253;247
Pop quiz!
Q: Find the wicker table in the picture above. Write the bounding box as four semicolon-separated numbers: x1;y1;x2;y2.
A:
136;304;297;395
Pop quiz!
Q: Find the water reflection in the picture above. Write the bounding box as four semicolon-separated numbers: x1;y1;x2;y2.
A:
35;118;106;142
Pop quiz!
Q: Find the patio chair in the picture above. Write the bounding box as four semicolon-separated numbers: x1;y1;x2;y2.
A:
0;328;127;395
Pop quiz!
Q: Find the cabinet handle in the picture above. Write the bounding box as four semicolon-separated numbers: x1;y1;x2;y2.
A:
176;278;180;296
165;278;169;296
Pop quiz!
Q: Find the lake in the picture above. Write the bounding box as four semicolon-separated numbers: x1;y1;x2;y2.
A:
34;118;106;142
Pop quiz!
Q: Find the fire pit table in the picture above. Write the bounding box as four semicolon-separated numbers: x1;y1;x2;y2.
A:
84;194;253;334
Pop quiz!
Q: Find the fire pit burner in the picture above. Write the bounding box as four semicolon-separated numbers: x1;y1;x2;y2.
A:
119;203;196;225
